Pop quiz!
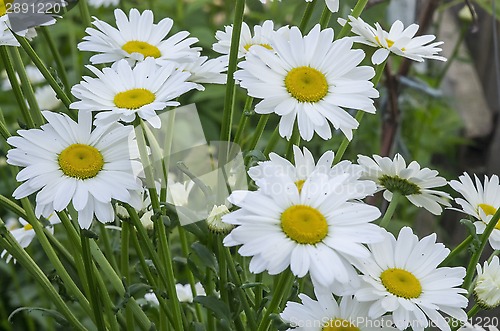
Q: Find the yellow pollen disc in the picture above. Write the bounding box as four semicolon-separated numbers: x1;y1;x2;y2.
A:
478;203;500;229
380;268;422;299
281;205;328;244
23;224;33;231
58;144;104;180
375;36;395;48
114;88;156;110
0;0;14;16
244;43;273;51
295;179;305;193
122;41;161;58
285;66;328;103
323;319;360;331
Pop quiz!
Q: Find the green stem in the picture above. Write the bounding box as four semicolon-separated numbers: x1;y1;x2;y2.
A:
78;0;92;28
332;61;386;164
440;235;473;266
263;127;281;156
463;208;500;290
121;222;135;330
98;223;119;271
9;47;44;126
13;35;73;112
247;114;270;151
285;128;300;161
0;219;87;331
379;191;402;228
319;6;332;28
337;0;369;38
256;271;294;331
0;115;10;140
40;27;71;98
0;195;27;219
220;0;245;144
0;46;35;128
299;0;317;32
233;96;254;147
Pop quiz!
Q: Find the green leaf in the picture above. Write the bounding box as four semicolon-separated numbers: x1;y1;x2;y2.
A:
193;295;231;321
191;242;218;273
8;307;69;327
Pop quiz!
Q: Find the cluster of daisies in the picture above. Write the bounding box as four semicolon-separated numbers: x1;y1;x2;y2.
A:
2;4;500;331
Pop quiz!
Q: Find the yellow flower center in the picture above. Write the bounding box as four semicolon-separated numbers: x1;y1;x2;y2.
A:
23;224;33;231
58;144;104;180
281;205;328;244
244;43;273;51
478;203;500;229
0;0;14;16
114;88;156;110
284;66;328;103
122;41;161;59
380;268;422;299
295;179;305;193
323;319;360;331
375;36;395;48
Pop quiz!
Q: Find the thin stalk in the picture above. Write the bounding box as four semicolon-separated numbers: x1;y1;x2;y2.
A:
285;128;300;161
256;271;295;331
0;116;10;140
463;208;500;290
319;6;332;28
263;127;280;156
14;35;73;112
0;195;27;219
299;0;317;32
379;191;402;228
78;0;92;28
178;227;203;322
121;222;135;330
9;47;44;126
81;236;107;331
0;46;35;128
337;0;369;38
440;235;473;266
233;96;254;147
247;114;270;150
220;0;245;144
0;220;87;331
40;27;71;97
332;61;386;163
98;223;119;271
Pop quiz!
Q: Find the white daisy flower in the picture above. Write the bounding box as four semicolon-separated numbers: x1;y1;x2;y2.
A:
35;85;61;110
178;55;228;90
355;227;468;331
78;8;200;66
144;292;159;306
340;15;447;65
357;154;451;215
88;0;119;8
248;146;364;193
235;25;378;141
1;214;60;263
207;204;232;234
281;291;395;331
223;156;383;288
213;20;287;58
259;0;340;13
70;58;197;128
449;173;500;249
6;111;143;229
175;282;206;303
474;255;500;309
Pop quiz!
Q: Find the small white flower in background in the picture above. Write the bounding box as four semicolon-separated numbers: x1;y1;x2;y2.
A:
223;147;383;289
87;0;119;9
449;173;500;250
339;15;446;65
35;85;61;110
167;179;195;207
213;20;287;58
259;0;340;13
357;154;451;215
355;227;467;331
474;256;500;309
206;204;232;234
78;8;200;66
460;322;500;331
281;291;396;331
176;283;206;303
143;283;206;306
235;24;378;142
70;58;197;129
178;55;228;90
1;64;45;91
1;215;60;263
6;111;143;229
